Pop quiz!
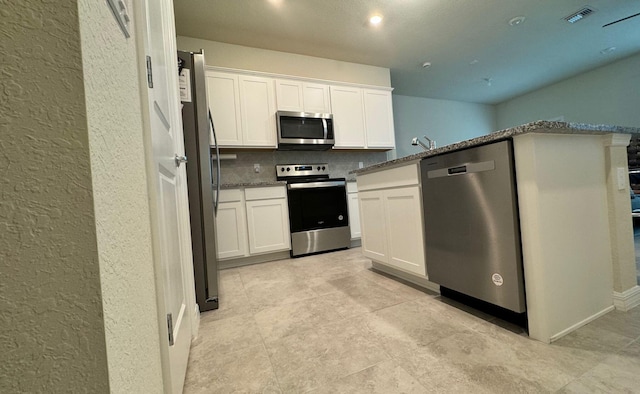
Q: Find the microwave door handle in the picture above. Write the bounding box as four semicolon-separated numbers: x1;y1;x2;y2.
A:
322;118;328;140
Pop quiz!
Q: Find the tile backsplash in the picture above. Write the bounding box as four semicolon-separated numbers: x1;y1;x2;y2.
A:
219;150;388;184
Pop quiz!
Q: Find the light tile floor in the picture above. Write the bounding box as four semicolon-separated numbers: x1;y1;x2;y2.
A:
184;247;640;393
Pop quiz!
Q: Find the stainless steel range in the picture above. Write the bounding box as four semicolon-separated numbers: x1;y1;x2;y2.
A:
277;163;351;257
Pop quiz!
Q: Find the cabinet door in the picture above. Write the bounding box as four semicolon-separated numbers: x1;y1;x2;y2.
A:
275;79;304;112
215;201;248;259
206;71;242;146
347;192;361;239
239;75;277;147
329;86;366;149
364;89;395;149
245;198;291;254
384;186;426;276
303;82;331;113
358;190;387;261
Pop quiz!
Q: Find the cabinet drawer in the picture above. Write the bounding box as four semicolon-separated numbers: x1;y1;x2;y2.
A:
244;186;286;201
218;189;243;203
357;163;420;191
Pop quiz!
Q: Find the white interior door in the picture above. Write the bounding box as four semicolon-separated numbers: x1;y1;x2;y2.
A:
136;0;194;392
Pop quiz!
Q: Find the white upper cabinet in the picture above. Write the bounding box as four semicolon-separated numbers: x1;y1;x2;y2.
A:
330;85;366;149
208;67;393;150
206;71;276;148
238;75;277;147
363;89;396;149
206;71;242;146
330;85;395;150
275;79;304;112
275;79;331;114
302;82;331;113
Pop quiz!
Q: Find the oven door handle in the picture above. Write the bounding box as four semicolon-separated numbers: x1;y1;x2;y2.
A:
288;181;346;190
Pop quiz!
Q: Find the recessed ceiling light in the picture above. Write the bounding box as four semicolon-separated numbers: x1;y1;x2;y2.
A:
469;59;479;65
422;62;431;68
508;16;526;26
369;15;383;25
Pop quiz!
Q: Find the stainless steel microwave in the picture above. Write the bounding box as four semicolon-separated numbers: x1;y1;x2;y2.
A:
276;111;334;150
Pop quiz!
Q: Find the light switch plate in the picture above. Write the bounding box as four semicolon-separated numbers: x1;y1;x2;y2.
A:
107;0;131;38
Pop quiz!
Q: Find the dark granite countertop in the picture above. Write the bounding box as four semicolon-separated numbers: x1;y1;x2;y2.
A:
351;121;640;175
221;181;287;189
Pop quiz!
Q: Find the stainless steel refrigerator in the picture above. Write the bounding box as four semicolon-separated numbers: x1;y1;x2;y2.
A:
178;50;221;312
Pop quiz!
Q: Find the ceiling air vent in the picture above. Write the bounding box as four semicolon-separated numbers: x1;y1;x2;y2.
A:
564;7;595;23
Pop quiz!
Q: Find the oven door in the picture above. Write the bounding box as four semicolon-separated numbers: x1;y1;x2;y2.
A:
287;180;348;232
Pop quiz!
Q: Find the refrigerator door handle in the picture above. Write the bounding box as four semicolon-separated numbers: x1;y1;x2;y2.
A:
209;109;221;214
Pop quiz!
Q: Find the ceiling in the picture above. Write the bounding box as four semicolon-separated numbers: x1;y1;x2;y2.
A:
173;0;640;104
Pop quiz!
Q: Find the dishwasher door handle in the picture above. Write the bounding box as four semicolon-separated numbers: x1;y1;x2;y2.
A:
427;160;496;179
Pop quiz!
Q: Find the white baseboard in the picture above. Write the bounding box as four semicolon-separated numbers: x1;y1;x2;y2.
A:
548;305;615;343
613;285;640;312
218;250;291;269
371;261;440;293
192;303;200;340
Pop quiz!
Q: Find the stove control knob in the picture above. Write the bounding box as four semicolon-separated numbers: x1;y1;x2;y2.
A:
280;168;285;172
286;167;290;172
322;166;326;171
317;166;321;171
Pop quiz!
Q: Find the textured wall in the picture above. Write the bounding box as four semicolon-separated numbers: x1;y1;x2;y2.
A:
391;94;497;158
0;1;110;392
176;36;392;87
496;53;640;129
77;1;164;392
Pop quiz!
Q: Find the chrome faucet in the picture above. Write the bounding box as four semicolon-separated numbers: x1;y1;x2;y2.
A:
411;136;436;151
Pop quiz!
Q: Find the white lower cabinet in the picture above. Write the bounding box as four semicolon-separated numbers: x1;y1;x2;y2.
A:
245;197;291;254
383;186;425;275
357;163;426;277
215;187;290;259
347;182;361;239
215;190;248;259
359;190;387;260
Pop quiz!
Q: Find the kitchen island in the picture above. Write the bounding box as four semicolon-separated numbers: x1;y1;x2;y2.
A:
352;121;640;343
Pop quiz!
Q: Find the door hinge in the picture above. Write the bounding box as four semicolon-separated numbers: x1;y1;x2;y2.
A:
146;55;154;88
167;313;174;346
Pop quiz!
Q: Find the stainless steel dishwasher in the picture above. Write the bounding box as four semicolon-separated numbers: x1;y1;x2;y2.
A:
420;140;526;313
